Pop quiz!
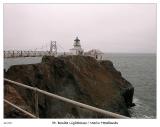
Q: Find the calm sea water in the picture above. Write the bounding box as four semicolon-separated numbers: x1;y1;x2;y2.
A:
4;53;156;118
103;53;156;118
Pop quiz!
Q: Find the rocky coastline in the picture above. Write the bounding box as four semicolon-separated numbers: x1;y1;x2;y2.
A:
4;55;135;118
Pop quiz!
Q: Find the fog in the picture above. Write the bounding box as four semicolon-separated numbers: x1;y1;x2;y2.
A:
4;4;156;53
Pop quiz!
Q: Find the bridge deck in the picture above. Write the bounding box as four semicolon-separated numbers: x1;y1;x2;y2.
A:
4;51;55;58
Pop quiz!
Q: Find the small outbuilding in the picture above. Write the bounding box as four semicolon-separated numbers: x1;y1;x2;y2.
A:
85;49;103;60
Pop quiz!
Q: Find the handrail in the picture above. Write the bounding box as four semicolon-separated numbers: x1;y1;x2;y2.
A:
4;99;36;118
4;78;129;118
3;50;55;58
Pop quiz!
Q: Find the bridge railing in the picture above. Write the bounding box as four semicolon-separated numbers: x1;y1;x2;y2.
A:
4;78;128;119
4;50;56;58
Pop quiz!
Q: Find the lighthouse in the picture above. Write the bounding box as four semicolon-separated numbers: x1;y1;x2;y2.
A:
70;37;84;55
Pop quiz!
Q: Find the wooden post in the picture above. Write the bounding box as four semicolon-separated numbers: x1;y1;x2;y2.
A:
4;51;5;58
34;51;36;56
27;51;29;57
21;51;22;57
13;51;14;57
35;88;39;118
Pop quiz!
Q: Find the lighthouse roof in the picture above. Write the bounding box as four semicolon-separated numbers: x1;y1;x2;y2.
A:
73;37;81;47
74;37;80;42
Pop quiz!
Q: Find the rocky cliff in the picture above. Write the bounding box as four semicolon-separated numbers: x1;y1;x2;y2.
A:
4;55;134;118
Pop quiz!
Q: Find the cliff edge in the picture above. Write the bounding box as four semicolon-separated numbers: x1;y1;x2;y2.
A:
4;55;134;118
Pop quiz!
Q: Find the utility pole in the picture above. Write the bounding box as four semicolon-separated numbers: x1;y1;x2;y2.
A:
50;41;57;56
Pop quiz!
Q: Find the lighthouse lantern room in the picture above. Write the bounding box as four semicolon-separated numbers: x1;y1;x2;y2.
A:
70;37;84;55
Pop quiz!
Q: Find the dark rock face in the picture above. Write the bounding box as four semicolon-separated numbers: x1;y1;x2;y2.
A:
4;55;134;118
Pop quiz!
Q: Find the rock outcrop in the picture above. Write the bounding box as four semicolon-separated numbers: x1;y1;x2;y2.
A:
4;55;134;118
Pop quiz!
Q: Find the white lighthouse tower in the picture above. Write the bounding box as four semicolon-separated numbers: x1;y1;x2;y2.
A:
70;37;83;55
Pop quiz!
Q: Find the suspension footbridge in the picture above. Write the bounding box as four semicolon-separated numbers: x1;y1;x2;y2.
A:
4;41;58;58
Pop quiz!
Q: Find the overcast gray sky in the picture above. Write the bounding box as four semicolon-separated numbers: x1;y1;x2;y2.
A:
4;4;156;53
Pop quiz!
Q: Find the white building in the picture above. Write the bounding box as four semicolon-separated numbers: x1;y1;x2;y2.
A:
70;37;84;55
85;49;103;60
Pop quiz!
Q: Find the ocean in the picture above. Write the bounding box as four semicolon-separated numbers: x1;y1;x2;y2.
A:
103;53;156;118
4;53;156;118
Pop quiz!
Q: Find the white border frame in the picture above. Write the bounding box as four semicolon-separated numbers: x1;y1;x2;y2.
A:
0;0;159;127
